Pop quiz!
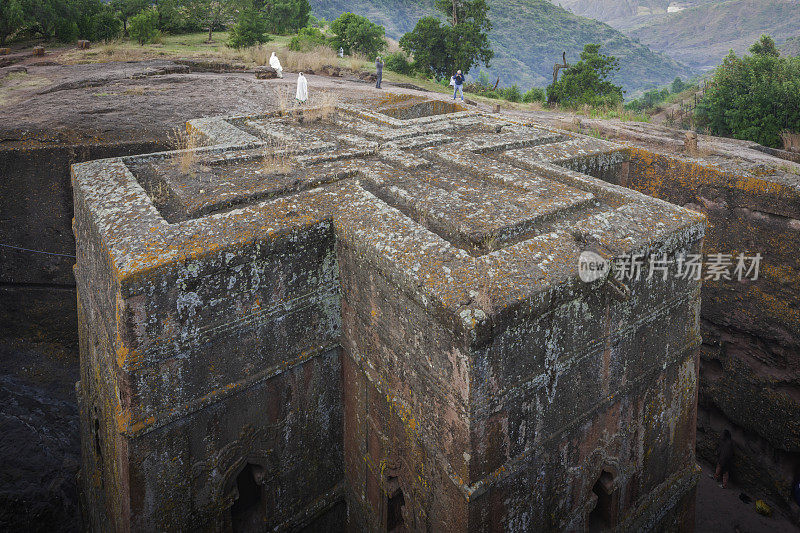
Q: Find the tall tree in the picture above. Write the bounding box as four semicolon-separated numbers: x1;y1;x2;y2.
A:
110;0;150;34
400;0;492;78
399;17;449;77
696;35;800;148
228;6;270;49
546;43;623;107
262;0;309;35
749;34;780;58
185;0;233;42
330;12;386;58
0;0;27;45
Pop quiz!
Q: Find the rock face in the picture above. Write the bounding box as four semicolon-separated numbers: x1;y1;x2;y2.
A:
622;148;800;516
254;66;278;79
72;96;704;530
553;117;800;518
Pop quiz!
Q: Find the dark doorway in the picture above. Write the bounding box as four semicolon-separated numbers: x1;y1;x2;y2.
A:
588;469;617;532
231;463;264;532
386;476;406;533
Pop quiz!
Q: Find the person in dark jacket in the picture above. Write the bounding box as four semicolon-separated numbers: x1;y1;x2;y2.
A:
714;429;735;488
453;70;464;101
375;56;384;89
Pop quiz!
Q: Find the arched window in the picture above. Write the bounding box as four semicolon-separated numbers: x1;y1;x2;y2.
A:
588;469;618;532
230;463;264;532
386;475;407;532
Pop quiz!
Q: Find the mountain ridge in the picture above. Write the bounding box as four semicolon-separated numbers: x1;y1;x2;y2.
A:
559;0;800;70
308;0;696;95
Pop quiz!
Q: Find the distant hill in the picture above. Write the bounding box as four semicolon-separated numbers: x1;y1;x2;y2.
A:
309;0;696;96
622;0;800;70
781;36;800;57
557;1;719;30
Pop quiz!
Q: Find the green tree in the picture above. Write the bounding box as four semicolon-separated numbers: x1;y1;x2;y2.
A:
499;84;522;102
400;0;492;79
261;0;309;35
399;17;449;77
288;26;326;52
436;0;492;74
330;12;386;58
523;87;546;103
25;0;72;40
92;6;123;41
671;77;686;94
73;0;105;40
695;36;800;148
156;0;192;33
228;7;270;49
0;0;27;45
749;34;780;58
384;50;414;75
111;0;149;34
185;0;232;42
129;7;159;44
546;43;623;107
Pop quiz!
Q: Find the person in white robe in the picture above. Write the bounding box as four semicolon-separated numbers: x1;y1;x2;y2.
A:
269;52;283;78
296;72;308;103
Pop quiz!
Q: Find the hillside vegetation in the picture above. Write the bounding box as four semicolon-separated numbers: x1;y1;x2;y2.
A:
309;0;695;94
558;0;719;30
781;36;800;57
625;0;800;70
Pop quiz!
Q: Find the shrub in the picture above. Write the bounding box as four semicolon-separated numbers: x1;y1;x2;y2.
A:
228;8;270;49
384;51;414;75
282;45;339;72
670;77;687;94
499;84;522;102
399;0;493;79
288;26;326;52
695;35;800;148
91;8;122;41
547;43;623;108
523;87;546;103
128;8;159;45
264;0;310;35
156;0;194;34
53;17;79;43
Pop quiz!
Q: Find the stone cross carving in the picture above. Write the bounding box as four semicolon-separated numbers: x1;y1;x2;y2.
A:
72;95;704;531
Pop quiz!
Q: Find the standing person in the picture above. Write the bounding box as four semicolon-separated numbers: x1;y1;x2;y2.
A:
453;70;465;101
338;47;344;58
375;56;384;89
269;52;283;78
296;72;308;103
714;429;735;489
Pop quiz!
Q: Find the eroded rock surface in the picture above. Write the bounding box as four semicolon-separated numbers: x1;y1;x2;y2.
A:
72;96;704;530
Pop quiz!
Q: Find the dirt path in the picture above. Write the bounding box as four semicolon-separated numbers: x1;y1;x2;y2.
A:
696;459;798;532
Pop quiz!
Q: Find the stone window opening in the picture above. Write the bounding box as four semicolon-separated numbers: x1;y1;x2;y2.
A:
93;419;102;458
230;462;265;532
587;469;618;532
385;475;407;533
92;405;102;462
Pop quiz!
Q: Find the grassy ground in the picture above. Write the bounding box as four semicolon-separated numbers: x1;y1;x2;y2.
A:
54;32;456;95
59;32;273;65
36;32;652;122
0;70;51;106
